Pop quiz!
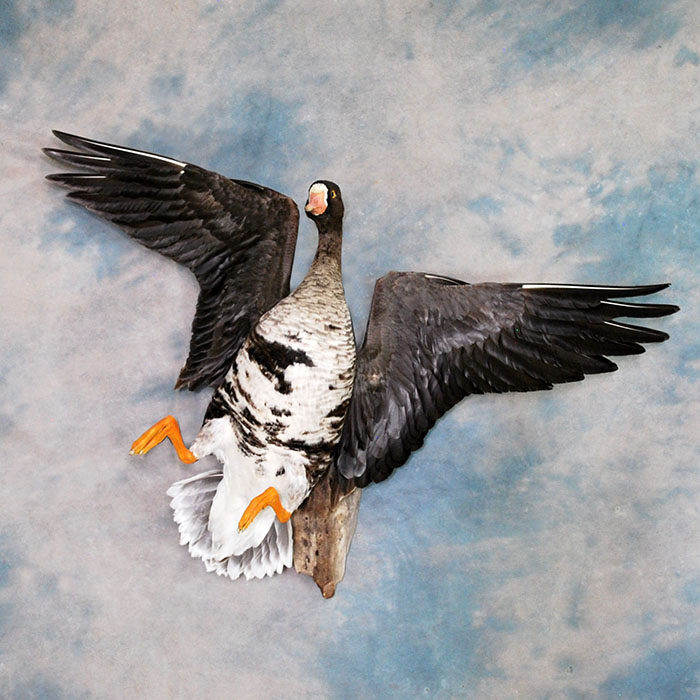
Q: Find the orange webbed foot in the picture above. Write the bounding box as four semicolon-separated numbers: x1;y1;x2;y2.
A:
238;487;292;531
130;415;197;464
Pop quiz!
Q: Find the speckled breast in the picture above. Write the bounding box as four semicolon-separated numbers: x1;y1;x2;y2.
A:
209;262;356;487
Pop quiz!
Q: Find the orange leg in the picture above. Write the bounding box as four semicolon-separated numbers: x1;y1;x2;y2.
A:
238;487;291;532
129;415;197;464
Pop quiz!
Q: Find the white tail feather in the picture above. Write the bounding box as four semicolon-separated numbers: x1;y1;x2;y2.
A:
167;471;293;580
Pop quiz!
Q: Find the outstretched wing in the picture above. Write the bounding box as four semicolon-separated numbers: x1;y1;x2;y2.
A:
336;272;678;487
44;130;299;390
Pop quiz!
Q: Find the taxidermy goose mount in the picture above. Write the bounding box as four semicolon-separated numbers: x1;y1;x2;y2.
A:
44;131;678;598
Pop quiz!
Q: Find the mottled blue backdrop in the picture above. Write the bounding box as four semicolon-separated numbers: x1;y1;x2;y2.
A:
1;1;698;698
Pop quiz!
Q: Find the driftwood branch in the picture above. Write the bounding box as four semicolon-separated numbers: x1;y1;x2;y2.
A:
292;474;362;598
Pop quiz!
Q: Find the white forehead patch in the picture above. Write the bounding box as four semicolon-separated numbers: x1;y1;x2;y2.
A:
309;182;328;198
305;182;329;215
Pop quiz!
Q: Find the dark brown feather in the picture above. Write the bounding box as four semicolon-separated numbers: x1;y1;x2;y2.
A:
45;131;299;389
335;273;678;488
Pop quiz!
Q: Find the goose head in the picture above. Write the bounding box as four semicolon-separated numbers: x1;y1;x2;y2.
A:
304;181;344;223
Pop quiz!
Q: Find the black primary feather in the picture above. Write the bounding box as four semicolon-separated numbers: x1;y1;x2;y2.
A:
335;273;678;488
44;131;299;390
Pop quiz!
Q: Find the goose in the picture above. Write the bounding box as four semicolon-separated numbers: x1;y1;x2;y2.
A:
44;130;678;585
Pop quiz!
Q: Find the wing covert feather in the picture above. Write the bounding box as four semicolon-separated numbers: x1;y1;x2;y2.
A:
335;272;678;487
44;131;299;389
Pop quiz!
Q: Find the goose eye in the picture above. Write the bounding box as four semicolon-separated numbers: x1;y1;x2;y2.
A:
330;190;337;199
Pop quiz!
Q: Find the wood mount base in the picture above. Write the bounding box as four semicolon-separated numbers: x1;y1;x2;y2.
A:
291;474;362;598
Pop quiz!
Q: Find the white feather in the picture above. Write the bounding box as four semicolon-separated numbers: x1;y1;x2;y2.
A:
167;466;293;580
93;140;187;167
